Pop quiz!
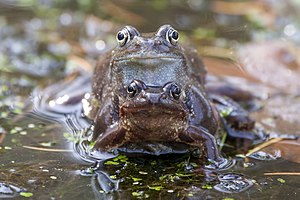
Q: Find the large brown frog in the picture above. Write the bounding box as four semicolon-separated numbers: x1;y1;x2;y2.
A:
88;25;255;168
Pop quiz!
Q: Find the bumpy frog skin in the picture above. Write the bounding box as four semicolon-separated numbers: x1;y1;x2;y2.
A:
89;25;254;168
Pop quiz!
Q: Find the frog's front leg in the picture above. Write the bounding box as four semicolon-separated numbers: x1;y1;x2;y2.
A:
179;126;226;168
92;100;126;151
93;124;126;151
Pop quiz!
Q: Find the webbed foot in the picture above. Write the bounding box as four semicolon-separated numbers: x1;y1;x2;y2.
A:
179;125;226;166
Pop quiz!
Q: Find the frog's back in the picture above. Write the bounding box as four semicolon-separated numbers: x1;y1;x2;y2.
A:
182;46;207;86
92;51;113;100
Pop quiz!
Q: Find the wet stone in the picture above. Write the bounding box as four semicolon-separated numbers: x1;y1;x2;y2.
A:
214;173;253;193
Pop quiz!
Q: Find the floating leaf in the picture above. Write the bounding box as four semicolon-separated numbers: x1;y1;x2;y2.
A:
13;108;23;114
132;192;140;197
132;191;149;198
11;127;23;134
39;142;53;147
202;184;213;189
10;129;17;134
148;185;164;191
15;127;23;131
175;173;193;177
150;160;157;165
159;174;179;182
19;131;27;135
261;139;300;164
190;162;198;167
110;175;117;179
28;124;35;128
277;178;285;183
131;177;142;182
104;161;119;165
1;112;8;118
113;155;128;162
20;192;33;198
11;138;17;143
50;176;57;180
139;171;148;175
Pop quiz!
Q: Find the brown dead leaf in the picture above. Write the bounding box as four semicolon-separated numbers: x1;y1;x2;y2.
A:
203;57;258;82
102;2;145;25
238;41;300;94
211;1;275;27
261;139;300;164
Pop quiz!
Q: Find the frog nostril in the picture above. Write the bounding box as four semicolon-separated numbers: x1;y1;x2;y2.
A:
154;40;162;45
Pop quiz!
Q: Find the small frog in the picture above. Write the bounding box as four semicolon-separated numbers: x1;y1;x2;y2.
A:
88;25;255;168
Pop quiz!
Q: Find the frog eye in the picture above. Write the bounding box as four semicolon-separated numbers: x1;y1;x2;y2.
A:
166;28;179;45
170;84;181;99
127;83;137;97
116;26;140;47
127;80;146;98
116;28;130;47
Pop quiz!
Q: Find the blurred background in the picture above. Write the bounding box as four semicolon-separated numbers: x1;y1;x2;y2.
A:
0;0;300;199
1;0;300;89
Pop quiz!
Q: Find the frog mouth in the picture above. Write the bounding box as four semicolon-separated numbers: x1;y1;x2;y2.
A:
125;108;185;116
120;104;186;116
114;54;183;62
121;107;187;132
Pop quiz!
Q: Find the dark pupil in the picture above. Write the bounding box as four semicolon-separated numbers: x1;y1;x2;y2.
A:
127;85;135;93
171;85;181;98
171;31;178;40
117;32;125;41
173;87;180;95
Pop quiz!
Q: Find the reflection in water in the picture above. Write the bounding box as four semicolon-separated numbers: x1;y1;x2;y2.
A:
32;71;259;198
214;173;253;193
29;67;300;199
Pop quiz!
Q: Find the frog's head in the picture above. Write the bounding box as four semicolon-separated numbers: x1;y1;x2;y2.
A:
111;25;189;87
120;80;188;136
112;24;182;60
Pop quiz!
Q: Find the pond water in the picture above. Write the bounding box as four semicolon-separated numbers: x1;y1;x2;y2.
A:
1;0;300;199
